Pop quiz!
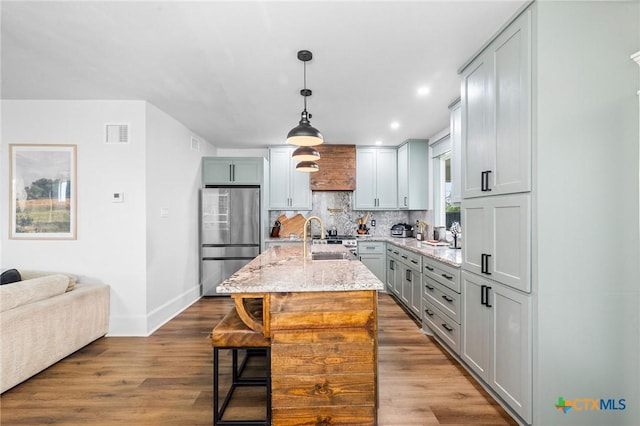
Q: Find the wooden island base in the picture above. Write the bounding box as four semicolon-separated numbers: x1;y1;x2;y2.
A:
257;290;378;425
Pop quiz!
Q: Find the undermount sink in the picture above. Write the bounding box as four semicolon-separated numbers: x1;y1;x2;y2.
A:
311;251;355;261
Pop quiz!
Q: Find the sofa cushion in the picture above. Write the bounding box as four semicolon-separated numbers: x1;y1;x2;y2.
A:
18;270;77;292
1;269;22;285
0;274;70;313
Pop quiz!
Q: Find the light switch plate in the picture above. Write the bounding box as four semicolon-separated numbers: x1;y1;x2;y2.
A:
112;192;124;203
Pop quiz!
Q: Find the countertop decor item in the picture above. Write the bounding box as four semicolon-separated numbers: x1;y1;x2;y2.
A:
450;221;461;249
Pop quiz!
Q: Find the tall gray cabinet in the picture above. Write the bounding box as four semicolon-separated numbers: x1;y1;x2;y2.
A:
458;2;639;425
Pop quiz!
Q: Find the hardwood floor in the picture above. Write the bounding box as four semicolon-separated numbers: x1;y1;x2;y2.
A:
0;293;517;425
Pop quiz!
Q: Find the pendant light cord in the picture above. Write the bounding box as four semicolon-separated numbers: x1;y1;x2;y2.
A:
303;60;308;112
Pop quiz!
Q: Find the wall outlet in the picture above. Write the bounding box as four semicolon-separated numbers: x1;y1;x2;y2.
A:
112;192;124;203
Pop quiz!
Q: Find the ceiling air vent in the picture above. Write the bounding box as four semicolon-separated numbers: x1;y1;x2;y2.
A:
105;124;130;144
190;136;201;151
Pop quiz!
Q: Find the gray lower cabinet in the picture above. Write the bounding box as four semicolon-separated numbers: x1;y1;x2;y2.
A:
357;241;386;284
460;271;531;423
422;257;462;355
386;243;421;320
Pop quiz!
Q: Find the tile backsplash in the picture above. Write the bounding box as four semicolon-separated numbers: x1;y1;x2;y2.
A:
268;191;433;238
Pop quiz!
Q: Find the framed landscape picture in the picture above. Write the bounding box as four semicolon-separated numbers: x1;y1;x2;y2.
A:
9;144;77;239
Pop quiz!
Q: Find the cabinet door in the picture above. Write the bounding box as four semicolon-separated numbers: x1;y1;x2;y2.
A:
462;194;530;293
375;149;398;209
360;254;385;284
289;163;312;210
355;149;377;209
460;271;491;381
269;148;293;209
449;101;462;204
490;282;532;423
397;144;408;208
410;267;422;317
488;194;530;292
492;9;531;195
461;51;494;199
386;251;395;294
202;158;232;184
232;158;262;184
461;199;486;276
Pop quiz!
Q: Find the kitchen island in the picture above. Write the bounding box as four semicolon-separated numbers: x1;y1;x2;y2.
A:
216;244;384;425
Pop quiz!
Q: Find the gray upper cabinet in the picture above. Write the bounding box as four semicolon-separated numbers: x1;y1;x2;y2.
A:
202;157;263;185
397;139;429;210
268;147;311;210
355;147;398;210
461;9;531;199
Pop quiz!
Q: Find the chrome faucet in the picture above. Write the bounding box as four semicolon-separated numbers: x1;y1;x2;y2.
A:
303;216;325;258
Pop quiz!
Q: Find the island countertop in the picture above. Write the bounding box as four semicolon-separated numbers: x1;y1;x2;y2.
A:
216;244;385;294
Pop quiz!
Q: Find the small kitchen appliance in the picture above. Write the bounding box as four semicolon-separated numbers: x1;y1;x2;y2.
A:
391;223;413;238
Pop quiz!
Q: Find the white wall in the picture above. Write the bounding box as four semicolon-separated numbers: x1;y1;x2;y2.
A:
216;148;268;159
144;103;215;333
534;2;639;425
1;100;216;336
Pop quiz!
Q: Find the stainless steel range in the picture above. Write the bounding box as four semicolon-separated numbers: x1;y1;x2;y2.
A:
313;235;358;254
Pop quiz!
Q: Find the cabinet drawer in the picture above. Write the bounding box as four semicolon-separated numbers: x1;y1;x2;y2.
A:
386;245;401;261
422;257;460;292
423;277;460;324
357;241;385;254
398;247;421;270
423;299;460;355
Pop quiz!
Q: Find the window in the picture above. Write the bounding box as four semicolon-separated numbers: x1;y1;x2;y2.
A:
431;136;460;230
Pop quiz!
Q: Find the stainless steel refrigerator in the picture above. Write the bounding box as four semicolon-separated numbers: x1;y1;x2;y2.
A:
200;186;260;296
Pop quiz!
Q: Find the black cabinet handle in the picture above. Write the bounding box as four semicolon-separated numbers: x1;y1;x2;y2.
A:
411;259;418;264
404;196;408;206
442;295;454;303
481;285;492;307
425;309;434;317
425;284;435;291
389;260;394;270
425;265;434;271
481;170;492;191
406;270;412;282
441;273;453;280
442;323;454;332
393;251;399;255
401;255;408;259
481;254;492;275
229;164;233;182
387;248;392;252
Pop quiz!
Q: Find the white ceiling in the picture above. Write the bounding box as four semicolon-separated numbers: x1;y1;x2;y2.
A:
1;1;528;149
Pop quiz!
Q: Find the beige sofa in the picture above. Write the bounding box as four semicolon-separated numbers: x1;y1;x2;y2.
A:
0;270;110;393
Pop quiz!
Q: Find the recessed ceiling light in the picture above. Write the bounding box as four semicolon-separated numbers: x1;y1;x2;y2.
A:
417;86;430;96
390;121;400;130
375;140;382;145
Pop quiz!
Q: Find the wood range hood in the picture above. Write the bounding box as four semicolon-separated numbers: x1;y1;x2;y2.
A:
310;144;356;191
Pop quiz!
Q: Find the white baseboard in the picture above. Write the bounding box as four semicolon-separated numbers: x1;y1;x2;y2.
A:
106;285;201;337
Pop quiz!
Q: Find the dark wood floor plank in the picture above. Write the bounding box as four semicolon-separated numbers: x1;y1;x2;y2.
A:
0;293;516;425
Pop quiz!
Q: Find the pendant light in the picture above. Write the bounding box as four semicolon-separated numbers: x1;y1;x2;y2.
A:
292;145;320;161
295;161;320;172
287;50;324;148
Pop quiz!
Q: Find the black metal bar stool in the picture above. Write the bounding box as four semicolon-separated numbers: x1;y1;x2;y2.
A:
210;306;271;425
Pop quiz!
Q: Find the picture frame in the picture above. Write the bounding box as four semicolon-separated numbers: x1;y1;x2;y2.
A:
9;144;77;240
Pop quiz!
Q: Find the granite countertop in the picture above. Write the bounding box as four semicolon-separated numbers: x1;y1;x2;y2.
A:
216;245;385;294
356;235;462;267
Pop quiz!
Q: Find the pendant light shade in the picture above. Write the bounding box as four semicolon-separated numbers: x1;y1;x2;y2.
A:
287;50;324;148
292;145;321;162
295;161;320;172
